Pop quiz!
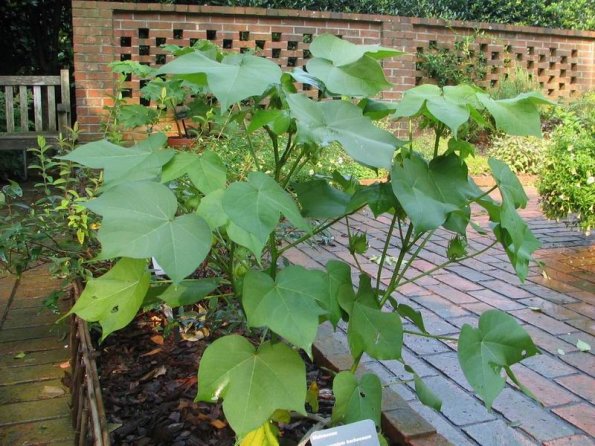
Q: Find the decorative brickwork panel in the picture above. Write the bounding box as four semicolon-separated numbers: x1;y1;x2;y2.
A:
112;11;382;103
72;1;595;140
412;26;589;99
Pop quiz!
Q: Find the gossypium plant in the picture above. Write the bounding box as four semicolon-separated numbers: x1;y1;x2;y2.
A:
62;35;553;444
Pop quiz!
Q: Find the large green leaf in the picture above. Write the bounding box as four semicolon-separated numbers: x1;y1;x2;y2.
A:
227;222;267;259
60;134;173;187
391;153;477;233
458;310;539;410
477;160;540;281
223;172;309;243
242;267;329;353
161;150;226;194
287;94;398;169
348;181;401;217
309;34;402;66
393;85;476;138
325;260;354;326
197;335;306;437
293;179;351;218
477;92;554;137
157;51;282;110
348;301;403;360
86;181;212;283
158;278;220;307
306;56;392;97
332;371;382;427
488;158;528;209
67;258;150;341
196;189;229;230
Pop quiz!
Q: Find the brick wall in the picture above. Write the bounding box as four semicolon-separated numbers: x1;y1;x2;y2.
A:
72;1;595;140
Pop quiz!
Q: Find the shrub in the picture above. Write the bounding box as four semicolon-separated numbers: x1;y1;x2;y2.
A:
488;135;549;175
416;31;488;87
538;92;595;234
490;66;541;100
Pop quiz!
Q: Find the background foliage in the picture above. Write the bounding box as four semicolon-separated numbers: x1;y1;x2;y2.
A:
0;0;592;76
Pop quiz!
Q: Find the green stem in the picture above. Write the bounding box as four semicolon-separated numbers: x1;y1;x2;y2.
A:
277;206;365;256
375;212;399;293
350;352;363;374
268;233;279;279
380;229;434;306
241;115;261;171
377;224;413;305
279;132;294;166
282;147;307;188
398;240;498;289
433;124;444;158
403;329;458;342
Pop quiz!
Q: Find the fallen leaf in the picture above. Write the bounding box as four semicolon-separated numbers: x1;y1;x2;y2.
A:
40;385;66;398
150;335;164;345
557;348;565;356
140;347;163;357
577;340;591;352
528;306;542;312
210;419;227;429
140;365;167;382
14;352;26;359
107;423;123;433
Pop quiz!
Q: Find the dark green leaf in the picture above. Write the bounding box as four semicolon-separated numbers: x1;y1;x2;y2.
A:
332;371;382;427
293;179;351;218
242;267;329;353
158;278;220;307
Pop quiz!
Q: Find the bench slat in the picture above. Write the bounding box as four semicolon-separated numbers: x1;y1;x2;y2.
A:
33;85;42;131
0;75;61;86
5;86;15;132
19;86;28;131
47;86;56;132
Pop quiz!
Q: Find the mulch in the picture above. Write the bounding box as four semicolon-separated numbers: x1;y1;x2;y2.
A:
97;311;334;446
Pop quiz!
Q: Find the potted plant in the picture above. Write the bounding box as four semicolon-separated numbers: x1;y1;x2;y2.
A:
59;35;553;444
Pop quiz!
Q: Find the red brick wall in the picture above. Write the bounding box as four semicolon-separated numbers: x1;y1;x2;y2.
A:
72;1;595;140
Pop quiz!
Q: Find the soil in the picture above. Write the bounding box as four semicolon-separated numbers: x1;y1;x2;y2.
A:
97;311;334;446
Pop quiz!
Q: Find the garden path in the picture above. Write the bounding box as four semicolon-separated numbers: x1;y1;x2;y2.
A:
0;264;73;445
287;186;595;446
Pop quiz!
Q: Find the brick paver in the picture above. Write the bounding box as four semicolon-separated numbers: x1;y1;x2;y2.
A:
290;186;595;445
0;265;73;445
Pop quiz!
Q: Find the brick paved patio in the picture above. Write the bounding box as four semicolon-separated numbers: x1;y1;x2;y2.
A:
289;186;595;446
0;265;73;445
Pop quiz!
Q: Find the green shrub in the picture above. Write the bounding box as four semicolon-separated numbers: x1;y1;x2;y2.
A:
416;31;488;87
490;67;541;100
488;135;549;175
538;92;595;234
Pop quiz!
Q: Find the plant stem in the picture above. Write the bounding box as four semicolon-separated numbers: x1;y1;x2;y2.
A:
277;206;364;256
241;116;261;171
380;229;434;306
350;352;363;374
403;329;458;342
282;147;307;188
433;124;445;158
268;232;279;279
398;240;498;288
377;224;413;303
375;212;399;293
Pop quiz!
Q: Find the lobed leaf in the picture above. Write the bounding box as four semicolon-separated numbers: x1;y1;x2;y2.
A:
86;181;212;283
67;258;150;341
332;371;382;427
197;335;306;437
458;310;539;409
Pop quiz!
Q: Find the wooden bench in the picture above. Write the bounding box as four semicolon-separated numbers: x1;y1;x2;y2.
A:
0;70;71;178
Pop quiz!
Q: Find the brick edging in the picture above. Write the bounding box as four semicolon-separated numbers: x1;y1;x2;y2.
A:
313;323;453;446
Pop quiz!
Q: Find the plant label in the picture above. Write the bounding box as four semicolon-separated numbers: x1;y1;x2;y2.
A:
309;419;379;446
